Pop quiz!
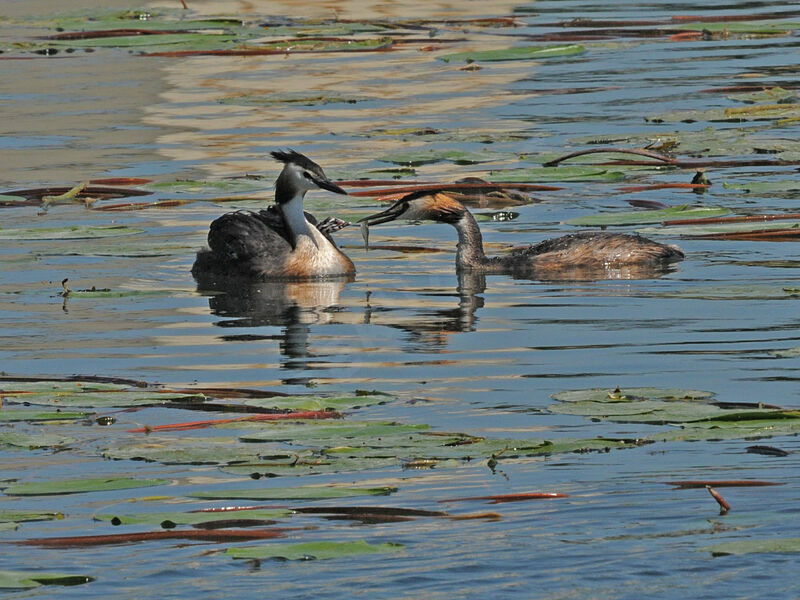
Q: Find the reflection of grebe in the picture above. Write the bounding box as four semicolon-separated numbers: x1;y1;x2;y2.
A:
192;150;355;281
360;192;684;279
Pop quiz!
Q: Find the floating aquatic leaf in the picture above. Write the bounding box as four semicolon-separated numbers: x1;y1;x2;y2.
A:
0;570;93;590
722;180;800;194
704;537;800;556
48;32;238;49
190;485;397;501
104;437;269;465
4;477;168;496
0;510;64;523
379;149;510;166
647;104;800;123
94;508;290;527
62;288;176;299
551;387;714;403
241;394;391;412
19;528;287;548
637;220;800;238
488;166;626;183
727;87;796;104
0;432;74;450
0;225;144;240
226;540;403;560
441;44;585;63
256;37;393;53
566;205;730;227
0;408;87;422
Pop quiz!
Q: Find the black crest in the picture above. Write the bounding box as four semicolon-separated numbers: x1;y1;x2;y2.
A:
270;149;321;172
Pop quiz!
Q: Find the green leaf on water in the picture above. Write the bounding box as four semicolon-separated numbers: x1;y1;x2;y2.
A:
257;37;393;53
94;507;290;526
379;149;510;166
0;380;206;408
566;205;730;227
0;432;74;450
189;485;397;501
0;225;144;240
488;166;627;183
0;510;64;523
727;87;796;104
551;388;714;403
104;437;268;465
441;44;585;63
704;537;800;556
637;220;800;237
0;408;87;422
241;394;391;412
646;103;800;123
48;32;238;49
722;180;800;194
226;539;404;560
4;477;169;496
0;570;93;590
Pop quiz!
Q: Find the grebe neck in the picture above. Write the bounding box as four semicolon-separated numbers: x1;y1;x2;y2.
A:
279;193;316;248
453;211;491;270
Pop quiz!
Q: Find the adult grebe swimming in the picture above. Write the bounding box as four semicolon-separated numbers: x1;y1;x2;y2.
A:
359;191;684;277
192;150;355;281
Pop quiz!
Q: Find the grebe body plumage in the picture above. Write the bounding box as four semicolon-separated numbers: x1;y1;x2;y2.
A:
359;192;683;278
192;150;354;282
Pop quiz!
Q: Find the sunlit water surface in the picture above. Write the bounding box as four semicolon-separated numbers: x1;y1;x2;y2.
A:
2;0;800;598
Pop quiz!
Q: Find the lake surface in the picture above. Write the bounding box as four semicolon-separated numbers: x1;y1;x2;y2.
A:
2;0;800;597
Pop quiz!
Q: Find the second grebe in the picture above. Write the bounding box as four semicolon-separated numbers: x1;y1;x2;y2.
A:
192;150;355;281
359;191;684;277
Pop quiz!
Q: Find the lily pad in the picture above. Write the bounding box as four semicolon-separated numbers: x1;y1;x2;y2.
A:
488;166;626;183
551;388;714;403
94;507;290;527
0;408;87;422
704;537;800;556
0;570;93;590
226;540;403;560
379;149;509;166
566;205;730;227
241;394;391;412
441;44;585;63
637;220;800;237
4;477;168;496
0;432;74;450
0;380;205;408
727;87;796;104
0;510;64;523
0;225;144;240
104;437;268;465
189;485;397;501
722;180;800;194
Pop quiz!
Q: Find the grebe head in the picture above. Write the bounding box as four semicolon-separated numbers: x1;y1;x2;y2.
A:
359;191;467;226
271;149;347;201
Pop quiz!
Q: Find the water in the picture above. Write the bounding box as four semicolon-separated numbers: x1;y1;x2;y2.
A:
2;0;800;597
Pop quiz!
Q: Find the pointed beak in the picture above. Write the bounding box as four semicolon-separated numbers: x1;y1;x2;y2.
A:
358;198;408;226
313;177;348;195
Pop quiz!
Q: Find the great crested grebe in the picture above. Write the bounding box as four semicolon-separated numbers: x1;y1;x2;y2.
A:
359;191;684;277
192;150;355;281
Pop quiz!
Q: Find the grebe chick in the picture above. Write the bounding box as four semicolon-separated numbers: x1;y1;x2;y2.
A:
359;191;684;277
192;150;355;281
